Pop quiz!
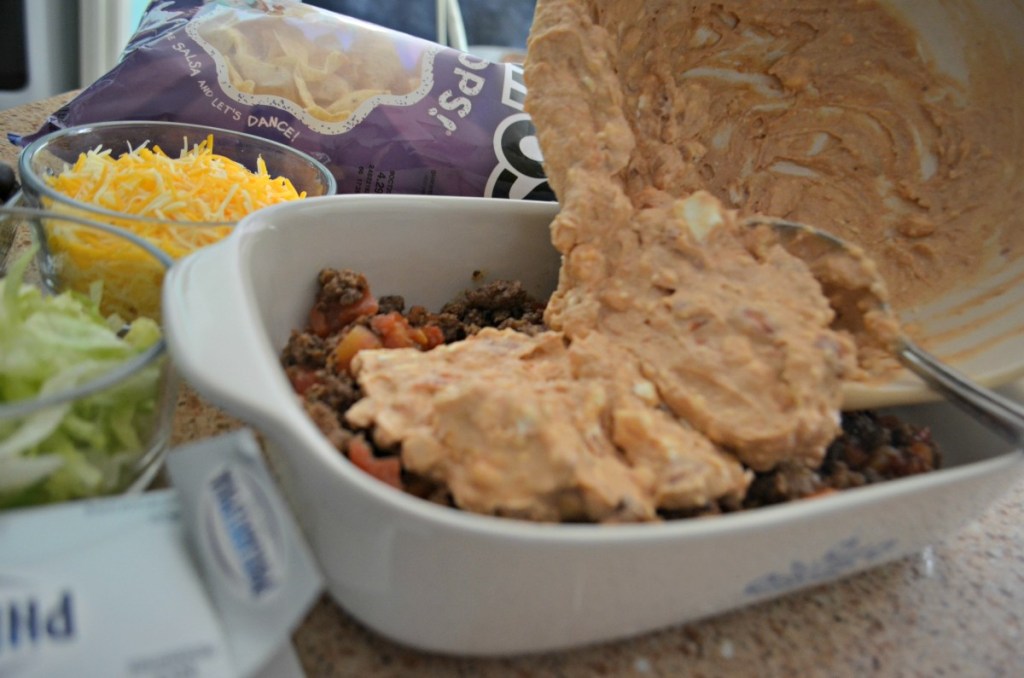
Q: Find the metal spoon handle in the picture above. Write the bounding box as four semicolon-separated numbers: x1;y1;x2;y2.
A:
899;340;1024;448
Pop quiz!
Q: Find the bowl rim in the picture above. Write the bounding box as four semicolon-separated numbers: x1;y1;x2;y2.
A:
0;206;171;419
17;119;337;229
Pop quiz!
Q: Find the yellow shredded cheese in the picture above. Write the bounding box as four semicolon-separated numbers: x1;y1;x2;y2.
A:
43;134;306;257
39;134;309;318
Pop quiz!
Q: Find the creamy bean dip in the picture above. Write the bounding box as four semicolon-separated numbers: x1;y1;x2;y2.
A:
533;0;1022;310
344;0;1016;521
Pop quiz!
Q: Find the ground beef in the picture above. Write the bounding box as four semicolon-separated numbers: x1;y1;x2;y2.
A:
280;331;330;369
280;269;548;497
303;400;353;451
377;295;405;315
282;268;942;521
308;269;373;337
430;279;547;342
741;410;941;509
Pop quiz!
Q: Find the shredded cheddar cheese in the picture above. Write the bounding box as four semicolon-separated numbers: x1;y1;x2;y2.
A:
45;134;306;237
38;134;310;318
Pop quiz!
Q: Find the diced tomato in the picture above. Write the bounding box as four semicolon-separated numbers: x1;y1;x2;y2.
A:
332;325;383;373
309;289;380;337
370;312;445;350
422;325;445;349
374;312;420;349
286;367;320;395
308;307;331;337
347;436;402;489
337;292;380;328
371;312;408;347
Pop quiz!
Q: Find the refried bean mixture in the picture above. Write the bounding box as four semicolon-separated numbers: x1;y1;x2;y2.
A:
275;0;1015;523
528;0;1022;311
281;269;939;521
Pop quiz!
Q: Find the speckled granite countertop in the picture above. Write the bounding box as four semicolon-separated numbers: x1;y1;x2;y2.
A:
3;93;1022;677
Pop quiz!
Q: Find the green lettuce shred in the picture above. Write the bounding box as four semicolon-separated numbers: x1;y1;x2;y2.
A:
0;247;165;508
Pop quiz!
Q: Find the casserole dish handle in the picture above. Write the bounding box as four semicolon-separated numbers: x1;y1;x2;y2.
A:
162;242;294;430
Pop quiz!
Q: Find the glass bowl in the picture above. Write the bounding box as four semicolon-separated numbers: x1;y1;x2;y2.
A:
0;209;177;510
17;120;336;318
17;120;337;260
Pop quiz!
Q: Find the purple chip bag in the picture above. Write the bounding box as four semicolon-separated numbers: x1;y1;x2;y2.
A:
10;0;554;201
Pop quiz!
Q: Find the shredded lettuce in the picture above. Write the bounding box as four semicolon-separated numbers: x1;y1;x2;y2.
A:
0;247;165;508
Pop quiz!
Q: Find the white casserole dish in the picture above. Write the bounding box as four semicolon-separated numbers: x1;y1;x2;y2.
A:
163;194;1024;655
